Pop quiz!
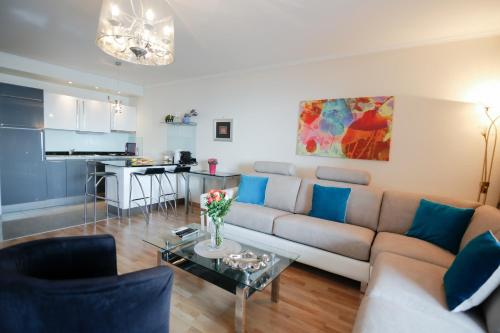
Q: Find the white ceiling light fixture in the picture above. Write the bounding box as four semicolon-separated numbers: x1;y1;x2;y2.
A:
96;0;174;66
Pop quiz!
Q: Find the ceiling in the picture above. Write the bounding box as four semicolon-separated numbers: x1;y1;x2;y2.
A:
1;0;500;86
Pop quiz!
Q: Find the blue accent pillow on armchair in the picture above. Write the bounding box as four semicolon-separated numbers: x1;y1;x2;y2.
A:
406;199;475;254
236;175;268;205
309;184;351;223
444;231;500;312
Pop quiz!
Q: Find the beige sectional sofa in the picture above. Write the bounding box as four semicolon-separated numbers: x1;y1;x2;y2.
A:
200;161;500;332
219;162;381;283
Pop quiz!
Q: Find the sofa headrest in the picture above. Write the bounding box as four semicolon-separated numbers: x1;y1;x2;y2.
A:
253;161;296;176
315;166;371;185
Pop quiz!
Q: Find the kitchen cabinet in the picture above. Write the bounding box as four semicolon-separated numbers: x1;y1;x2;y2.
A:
44;93;110;133
44;93;79;130
80;99;110;133
0;83;44;128
111;105;137;132
46;160;67;199
66;160;87;197
0;128;47;205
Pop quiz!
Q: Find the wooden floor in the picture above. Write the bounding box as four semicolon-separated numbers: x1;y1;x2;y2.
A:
0;206;362;333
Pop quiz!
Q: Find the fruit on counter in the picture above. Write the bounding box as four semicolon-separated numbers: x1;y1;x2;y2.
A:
130;158;155;165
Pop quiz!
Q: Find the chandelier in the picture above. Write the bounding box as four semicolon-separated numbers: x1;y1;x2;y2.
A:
96;0;174;66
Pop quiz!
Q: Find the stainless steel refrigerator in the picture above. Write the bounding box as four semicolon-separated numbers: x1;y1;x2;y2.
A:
0;83;46;207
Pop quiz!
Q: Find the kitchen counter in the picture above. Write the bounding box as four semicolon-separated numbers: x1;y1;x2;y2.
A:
46;155;139;161
99;160;177;167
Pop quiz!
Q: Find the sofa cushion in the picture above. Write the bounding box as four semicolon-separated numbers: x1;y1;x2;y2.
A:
460;205;500;251
406;199;475;254
353;252;486;333
309;184;351;222
264;175;301;212
253;161;296;176
377;190;480;234
236;174;268;205
315;166;371;185
484;287;500;333
225;201;291;234
371;232;455;268
294;178;383;231
444;231;500;312
273;214;375;261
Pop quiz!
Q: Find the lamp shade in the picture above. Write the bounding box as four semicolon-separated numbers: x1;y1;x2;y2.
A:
96;0;174;66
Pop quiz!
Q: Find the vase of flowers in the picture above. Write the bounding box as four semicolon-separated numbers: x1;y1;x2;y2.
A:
208;158;218;175
204;189;234;249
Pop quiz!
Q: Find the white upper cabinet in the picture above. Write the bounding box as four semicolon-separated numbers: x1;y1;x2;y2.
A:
111;105;137;132
44;93;110;133
80;99;110;133
44;93;79;130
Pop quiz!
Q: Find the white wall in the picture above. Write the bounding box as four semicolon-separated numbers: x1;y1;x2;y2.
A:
140;36;500;205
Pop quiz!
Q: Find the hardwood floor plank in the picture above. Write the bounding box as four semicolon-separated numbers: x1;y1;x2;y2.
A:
0;206;362;332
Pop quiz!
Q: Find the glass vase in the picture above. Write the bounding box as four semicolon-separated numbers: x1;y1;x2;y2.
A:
210;217;224;249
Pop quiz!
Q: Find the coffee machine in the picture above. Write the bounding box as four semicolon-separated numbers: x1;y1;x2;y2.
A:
174;149;196;165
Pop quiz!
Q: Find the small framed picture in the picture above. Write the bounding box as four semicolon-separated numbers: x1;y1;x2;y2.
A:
214;119;233;142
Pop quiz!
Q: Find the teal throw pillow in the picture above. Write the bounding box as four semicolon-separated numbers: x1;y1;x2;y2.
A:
444;231;500;312
236;175;268;205
406;199;475;254
309;184;351;223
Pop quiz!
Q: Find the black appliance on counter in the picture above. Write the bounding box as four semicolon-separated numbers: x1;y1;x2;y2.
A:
178;151;197;165
0;83;46;206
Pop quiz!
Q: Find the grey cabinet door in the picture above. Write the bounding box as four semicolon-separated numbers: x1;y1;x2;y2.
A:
0;83;44;128
0;128;47;205
66;160;87;197
46;160;67;199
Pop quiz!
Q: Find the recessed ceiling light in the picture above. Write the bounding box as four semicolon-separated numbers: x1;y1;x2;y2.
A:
117;91;121;94
68;81;73;84
95;86;99;90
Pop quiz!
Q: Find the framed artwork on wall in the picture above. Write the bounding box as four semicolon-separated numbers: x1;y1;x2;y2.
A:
296;96;394;161
213;119;233;142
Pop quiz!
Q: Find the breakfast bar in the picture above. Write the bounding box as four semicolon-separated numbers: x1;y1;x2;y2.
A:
101;160;185;213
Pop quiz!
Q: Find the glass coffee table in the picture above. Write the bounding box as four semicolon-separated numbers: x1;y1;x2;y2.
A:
143;223;299;333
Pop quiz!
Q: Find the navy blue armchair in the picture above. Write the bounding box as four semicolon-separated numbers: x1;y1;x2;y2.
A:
0;234;174;333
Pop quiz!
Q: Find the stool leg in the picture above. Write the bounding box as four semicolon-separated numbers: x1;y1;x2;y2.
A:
84;175;89;223
128;173;133;219
156;174;167;215
134;174;150;223
115;175;120;219
165;174;176;215
149;175;153;216
93;175;97;223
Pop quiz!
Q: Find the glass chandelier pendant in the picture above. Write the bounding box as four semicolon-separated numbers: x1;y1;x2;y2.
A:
96;0;174;66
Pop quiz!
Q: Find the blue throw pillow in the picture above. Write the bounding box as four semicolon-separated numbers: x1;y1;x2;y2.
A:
406;199;475;254
309;184;351;223
236;175;268;205
444;231;500;312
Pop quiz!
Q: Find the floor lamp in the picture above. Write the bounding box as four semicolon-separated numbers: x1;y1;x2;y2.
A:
477;106;500;204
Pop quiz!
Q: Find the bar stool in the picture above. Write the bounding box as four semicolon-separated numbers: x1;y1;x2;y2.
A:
128;167;167;223
84;161;120;223
165;167;193;213
160;171;178;215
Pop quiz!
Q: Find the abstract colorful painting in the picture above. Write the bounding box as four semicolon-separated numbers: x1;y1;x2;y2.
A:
296;96;394;161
